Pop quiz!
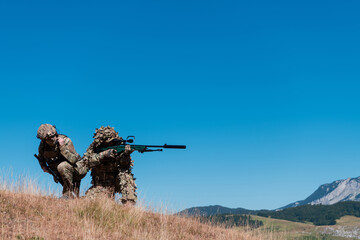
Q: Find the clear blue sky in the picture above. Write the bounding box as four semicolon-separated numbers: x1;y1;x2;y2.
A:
1;0;360;211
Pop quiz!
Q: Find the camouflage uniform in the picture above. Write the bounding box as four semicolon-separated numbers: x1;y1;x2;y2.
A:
82;126;137;204
37;124;87;197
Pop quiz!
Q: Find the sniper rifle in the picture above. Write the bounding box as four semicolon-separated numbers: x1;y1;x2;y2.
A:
95;136;186;154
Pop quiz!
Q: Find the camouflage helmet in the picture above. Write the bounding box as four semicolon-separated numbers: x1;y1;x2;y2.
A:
37;124;57;140
93;126;121;146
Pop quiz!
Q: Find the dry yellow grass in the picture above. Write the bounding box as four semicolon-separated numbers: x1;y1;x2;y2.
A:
0;176;283;240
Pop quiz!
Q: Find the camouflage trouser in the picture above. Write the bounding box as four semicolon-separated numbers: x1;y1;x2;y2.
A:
57;161;85;197
75;160;89;177
117;169;137;204
85;169;137;204
83;152;137;204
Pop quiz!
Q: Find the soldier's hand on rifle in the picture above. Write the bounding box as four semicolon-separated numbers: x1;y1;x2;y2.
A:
41;166;50;173
99;149;117;159
124;145;135;155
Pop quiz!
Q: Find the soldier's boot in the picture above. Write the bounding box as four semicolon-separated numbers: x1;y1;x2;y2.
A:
121;198;136;206
120;189;137;205
73;180;81;198
59;192;76;199
85;186;114;199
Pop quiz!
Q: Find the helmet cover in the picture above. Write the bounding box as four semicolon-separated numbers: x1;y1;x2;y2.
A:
37;124;57;140
93;126;121;146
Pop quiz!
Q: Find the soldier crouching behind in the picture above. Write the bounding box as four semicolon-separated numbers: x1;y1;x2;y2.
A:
36;124;87;198
82;126;137;205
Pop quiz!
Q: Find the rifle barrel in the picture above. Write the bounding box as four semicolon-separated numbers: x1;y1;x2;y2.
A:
144;144;186;149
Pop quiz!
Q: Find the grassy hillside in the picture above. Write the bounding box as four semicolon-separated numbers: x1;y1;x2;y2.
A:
0;190;268;240
2;175;359;240
251;215;360;240
0;174;283;240
336;215;360;227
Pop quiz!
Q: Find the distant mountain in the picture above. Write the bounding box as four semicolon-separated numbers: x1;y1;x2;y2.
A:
179;176;360;217
280;176;360;209
178;205;255;216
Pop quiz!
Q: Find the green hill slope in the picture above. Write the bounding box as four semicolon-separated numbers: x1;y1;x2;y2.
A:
257;201;360;225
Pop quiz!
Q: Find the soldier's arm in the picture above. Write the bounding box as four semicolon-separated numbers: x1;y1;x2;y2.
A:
117;145;134;167
83;149;116;168
38;142;44;158
37;142;49;173
59;136;80;165
83;153;101;168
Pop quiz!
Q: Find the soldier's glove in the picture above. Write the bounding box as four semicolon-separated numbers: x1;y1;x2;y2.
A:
124;145;135;155
98;149;117;160
41;166;50;174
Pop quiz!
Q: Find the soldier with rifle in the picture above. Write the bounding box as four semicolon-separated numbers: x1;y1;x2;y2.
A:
35;124;87;198
82;126;186;204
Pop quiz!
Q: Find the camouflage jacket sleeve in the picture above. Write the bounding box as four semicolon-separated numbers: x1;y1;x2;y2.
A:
83;151;133;168
84;152;102;168
59;136;80;165
38;142;44;157
37;142;46;168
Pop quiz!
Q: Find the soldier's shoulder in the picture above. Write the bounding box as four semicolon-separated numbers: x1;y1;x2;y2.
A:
58;134;70;139
58;134;72;144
